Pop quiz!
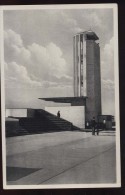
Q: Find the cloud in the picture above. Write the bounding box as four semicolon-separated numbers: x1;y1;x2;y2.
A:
28;42;67;78
4;29;31;63
101;37;114;81
102;79;114;90
4;29;72;90
101;78;115;115
103;37;114;61
5;84;73;109
59;11;82;33
82;11;102;29
5;61;42;88
4;29;23;47
100;37;115;115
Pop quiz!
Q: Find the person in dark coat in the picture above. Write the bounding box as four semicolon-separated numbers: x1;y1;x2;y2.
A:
57;111;60;118
91;117;96;135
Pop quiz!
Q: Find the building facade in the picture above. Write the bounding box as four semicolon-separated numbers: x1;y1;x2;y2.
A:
73;31;102;121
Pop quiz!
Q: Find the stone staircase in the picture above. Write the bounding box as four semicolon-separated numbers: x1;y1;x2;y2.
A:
19;109;74;134
5;119;29;137
6;109;80;137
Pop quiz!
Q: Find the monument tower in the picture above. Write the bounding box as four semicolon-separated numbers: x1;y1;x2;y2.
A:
73;31;102;121
39;30;102;128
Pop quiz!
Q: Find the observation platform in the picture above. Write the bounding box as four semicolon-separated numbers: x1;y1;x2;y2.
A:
74;30;99;40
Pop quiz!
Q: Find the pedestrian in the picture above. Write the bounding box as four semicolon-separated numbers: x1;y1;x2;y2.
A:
57;111;60;118
86;121;89;129
91;117;96;135
103;119;106;130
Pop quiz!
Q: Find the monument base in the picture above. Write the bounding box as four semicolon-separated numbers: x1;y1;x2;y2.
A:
45;106;85;129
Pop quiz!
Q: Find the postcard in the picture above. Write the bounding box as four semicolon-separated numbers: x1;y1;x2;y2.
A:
0;4;121;189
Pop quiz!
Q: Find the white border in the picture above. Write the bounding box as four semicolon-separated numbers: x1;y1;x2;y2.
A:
113;4;121;186
0;4;120;10
0;4;121;189
0;8;7;189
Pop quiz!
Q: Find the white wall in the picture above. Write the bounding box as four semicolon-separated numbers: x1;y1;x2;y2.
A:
45;106;85;128
6;109;27;117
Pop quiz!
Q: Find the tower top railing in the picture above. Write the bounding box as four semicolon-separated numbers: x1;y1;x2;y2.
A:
73;30;99;41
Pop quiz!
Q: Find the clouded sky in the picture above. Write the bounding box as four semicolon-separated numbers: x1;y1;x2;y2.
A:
3;7;116;115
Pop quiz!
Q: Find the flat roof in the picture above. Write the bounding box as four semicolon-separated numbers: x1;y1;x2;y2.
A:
39;96;87;104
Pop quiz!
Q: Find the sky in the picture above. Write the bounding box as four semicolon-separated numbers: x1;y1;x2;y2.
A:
3;7;116;115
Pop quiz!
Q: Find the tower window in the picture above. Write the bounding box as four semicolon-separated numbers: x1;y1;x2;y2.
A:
81;42;83;50
81;81;83;86
81;75;83;86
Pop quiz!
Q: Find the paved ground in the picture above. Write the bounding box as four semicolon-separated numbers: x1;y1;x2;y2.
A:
6;130;116;185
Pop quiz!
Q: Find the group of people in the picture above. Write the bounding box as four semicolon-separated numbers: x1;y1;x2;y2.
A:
56;111;106;136
86;117;106;135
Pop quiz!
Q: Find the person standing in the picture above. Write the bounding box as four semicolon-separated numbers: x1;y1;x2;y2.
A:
57;111;60;118
91;117;96;135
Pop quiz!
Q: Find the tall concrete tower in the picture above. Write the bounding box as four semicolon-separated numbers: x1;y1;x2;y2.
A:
73;31;101;121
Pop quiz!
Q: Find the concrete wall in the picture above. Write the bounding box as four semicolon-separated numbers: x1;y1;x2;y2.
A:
106;121;112;130
27;109;36;117
6;109;27;117
86;40;96;121
74;35;79;96
85;40;101;121
94;43;102;117
45;106;85;128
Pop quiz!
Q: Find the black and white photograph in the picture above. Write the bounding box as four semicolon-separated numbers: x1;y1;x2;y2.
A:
0;4;120;189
